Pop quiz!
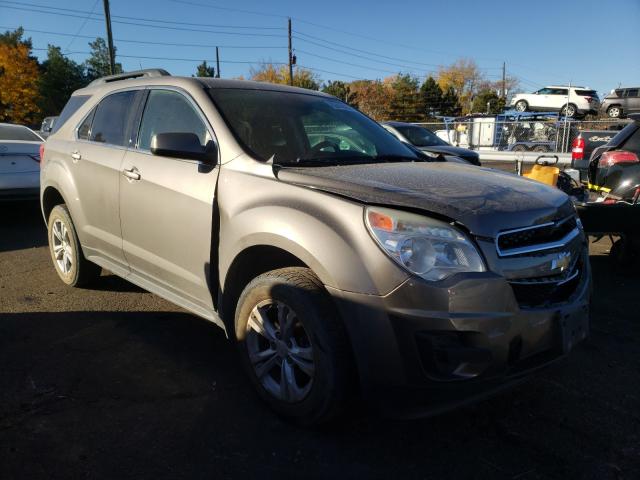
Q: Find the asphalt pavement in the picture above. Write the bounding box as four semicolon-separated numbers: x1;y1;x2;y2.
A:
1;201;639;480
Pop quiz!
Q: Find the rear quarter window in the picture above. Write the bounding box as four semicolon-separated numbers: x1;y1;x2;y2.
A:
51;95;91;134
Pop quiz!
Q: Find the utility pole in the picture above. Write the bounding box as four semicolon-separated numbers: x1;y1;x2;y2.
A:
215;46;220;78
501;61;506;98
102;0;116;75
288;18;293;86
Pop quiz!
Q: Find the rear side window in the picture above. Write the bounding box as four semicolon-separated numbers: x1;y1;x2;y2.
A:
575;89;598;98
52;95;90;134
137;90;209;151
625;89;639;98
77;108;96;140
90;91;137;146
622;127;640;154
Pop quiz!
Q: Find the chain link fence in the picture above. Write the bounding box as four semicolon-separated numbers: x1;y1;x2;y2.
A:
412;118;630;154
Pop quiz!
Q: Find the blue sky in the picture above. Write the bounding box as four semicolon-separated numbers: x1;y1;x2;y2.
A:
2;0;638;97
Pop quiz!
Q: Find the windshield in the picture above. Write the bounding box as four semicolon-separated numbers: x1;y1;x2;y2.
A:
0;124;42;142
394;125;448;147
208;88;420;165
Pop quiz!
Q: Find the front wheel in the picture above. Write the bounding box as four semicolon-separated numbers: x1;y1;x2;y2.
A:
234;267;352;425
607;106;622;118
47;204;101;287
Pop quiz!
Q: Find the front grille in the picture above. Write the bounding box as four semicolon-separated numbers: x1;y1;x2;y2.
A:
496;216;578;256
509;259;583;308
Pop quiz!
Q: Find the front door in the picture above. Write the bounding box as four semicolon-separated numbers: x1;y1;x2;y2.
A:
119;88;219;312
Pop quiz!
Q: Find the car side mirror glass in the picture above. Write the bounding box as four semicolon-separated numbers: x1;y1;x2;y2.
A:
150;132;217;164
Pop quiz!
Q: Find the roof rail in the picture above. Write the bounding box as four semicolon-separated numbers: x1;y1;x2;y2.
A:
88;68;171;87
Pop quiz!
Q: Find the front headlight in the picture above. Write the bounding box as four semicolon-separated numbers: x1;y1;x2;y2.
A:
365;206;485;281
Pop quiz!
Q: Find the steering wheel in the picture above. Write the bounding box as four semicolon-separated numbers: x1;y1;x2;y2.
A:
309;140;340;155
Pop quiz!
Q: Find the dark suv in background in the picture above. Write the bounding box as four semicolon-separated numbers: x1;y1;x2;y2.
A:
40;69;590;425
601;88;640;119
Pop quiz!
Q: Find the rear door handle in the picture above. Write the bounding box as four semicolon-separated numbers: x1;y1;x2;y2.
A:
122;167;141;181
71;151;81;161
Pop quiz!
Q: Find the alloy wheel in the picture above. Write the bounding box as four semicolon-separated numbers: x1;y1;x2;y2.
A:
245;299;315;403
51;219;73;275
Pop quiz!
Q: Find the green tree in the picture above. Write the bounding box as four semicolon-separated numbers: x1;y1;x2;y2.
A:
441;86;461;116
386;73;422;122
195;60;215;77
0;27;32;49
39;45;87;117
420;76;443;118
322;80;350;101
471;88;505;114
85;38;122;80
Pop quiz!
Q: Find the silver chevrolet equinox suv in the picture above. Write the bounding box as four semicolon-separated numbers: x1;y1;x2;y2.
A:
40;69;591;424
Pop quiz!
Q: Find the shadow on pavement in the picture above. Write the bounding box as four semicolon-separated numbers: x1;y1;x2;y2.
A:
0;200;47;252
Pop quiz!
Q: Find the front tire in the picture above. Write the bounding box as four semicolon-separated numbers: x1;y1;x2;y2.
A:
47;204;101;287
234;267;352;425
607;106;622;118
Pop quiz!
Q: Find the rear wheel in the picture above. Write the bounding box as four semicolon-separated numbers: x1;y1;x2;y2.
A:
234;267;352;425
533;145;549;152
512;144;528;152
47;205;101;287
514;100;528;112
561;104;577;118
607;106;622;118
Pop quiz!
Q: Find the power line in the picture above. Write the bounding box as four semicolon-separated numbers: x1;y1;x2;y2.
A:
0;26;284;49
296;49;421;76
64;0;99;52
0;1;284;30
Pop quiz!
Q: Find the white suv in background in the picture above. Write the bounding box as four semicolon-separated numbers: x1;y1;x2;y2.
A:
510;86;600;118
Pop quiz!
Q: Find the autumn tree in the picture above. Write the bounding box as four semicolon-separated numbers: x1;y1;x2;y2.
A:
348;80;391;121
0;29;40;124
195;60;215;77
39;45;87;117
85;38;122;80
437;58;484;114
250;63;320;90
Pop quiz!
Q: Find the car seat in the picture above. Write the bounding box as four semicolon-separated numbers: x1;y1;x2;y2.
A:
523;155;560;186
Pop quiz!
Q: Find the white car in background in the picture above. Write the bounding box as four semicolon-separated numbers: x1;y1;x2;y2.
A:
0;123;43;201
510;86;600;118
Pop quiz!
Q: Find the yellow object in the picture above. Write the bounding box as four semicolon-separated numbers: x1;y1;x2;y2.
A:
523;164;560;186
587;182;611;193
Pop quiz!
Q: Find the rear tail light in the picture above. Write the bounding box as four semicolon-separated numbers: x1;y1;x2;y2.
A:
39;144;45;167
571;135;585;161
601;150;640;167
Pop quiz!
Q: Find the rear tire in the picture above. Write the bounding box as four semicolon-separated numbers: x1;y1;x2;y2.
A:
514;100;528;112
47;205;101;287
607;106;622;119
533;145;549;152
561;103;577;118
234;267;352;426
512;144;528;152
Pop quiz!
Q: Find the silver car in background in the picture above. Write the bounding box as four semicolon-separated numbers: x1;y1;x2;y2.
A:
0;123;43;201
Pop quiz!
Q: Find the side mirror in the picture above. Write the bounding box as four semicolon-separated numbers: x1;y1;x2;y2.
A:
150;132;217;164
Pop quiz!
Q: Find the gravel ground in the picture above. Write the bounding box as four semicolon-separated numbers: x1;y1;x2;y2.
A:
1;201;639;480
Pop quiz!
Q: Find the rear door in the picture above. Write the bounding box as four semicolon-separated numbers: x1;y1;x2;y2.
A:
625;88;640;113
70;89;142;272
550;88;569;111
119;88;219;313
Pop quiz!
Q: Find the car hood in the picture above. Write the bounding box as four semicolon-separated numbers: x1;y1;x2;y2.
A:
419;145;479;163
276;162;573;238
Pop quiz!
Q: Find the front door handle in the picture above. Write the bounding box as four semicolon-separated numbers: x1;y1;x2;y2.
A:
122;167;141;181
71;151;81;161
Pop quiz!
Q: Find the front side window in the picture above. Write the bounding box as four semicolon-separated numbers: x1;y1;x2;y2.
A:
208;88;419;165
137;90;210;151
537;88;552;94
90;91;137;146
